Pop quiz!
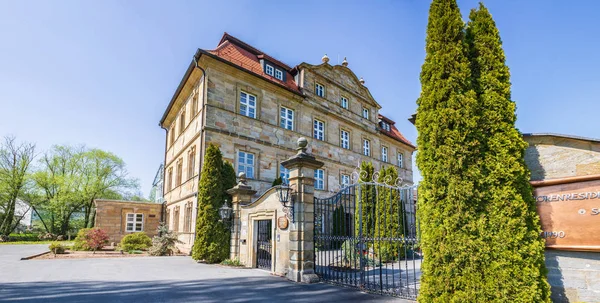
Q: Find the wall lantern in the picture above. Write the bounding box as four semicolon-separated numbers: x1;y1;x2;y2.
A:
276;183;295;222
218;200;232;222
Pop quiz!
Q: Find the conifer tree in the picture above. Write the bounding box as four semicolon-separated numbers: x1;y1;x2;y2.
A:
221;161;236;206
374;166;403;262
332;205;346;249
416;0;482;301
191;144;229;263
354;161;375;241
465;4;550;301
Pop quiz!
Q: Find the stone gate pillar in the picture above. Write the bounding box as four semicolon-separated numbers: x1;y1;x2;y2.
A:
226;173;256;260
281;137;324;283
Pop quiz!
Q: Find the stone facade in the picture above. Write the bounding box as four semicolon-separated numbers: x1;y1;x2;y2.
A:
93;200;162;244
228;139;323;282
524;133;600;181
159;33;415;254
524;133;600;302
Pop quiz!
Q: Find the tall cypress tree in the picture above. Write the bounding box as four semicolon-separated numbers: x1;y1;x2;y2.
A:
374;166;403;262
466;4;550;301
416;0;482;301
355;161;375;241
191;144;229;263
221;161;236;206
332;205;346;249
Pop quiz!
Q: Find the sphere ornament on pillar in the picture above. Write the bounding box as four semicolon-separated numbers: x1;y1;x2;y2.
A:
342;57;348;67
321;54;329;64
238;172;247;185
296;137;309;155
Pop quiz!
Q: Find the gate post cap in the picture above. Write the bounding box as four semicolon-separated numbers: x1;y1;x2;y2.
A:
297;137;308;149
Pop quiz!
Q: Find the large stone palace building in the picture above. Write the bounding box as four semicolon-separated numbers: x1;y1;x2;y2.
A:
159;33;416;253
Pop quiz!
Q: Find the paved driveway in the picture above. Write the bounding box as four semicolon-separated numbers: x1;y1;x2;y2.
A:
0;245;413;303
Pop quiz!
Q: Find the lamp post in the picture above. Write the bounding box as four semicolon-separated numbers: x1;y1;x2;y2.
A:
276;183;295;222
218;200;233;223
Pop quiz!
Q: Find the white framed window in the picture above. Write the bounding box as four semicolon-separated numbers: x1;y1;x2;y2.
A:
314;169;324;190
237;151;255;179
362;108;369;119
275;69;283;81
398;153;403;168
315;83;325;97
382;146;388;162
340;96;348;109
265;64;274;76
363;139;370;156
340;130;350;149
341;174;350;187
126;213;144;232
280;107;294;130
313;119;325;141
240;91;257;118
280;164;290;184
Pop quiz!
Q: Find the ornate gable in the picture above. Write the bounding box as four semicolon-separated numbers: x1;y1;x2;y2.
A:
300;62;381;109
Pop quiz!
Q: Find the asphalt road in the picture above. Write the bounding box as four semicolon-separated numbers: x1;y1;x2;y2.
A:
0;244;413;303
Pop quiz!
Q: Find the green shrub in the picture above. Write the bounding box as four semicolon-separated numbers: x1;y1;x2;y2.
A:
221;258;244;267
120;232;152;251
340;240;379;269
72;228;92;251
8;233;39;242
48;242;66;256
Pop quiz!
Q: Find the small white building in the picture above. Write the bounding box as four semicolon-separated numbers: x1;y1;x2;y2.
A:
14;199;32;230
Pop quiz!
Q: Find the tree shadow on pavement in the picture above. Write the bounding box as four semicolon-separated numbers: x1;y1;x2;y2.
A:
0;276;410;303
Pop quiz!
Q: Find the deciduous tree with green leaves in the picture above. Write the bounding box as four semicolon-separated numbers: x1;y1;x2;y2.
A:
31;145;138;236
0;136;35;238
465;3;550;301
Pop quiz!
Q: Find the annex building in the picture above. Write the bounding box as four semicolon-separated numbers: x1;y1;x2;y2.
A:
158;33;416;253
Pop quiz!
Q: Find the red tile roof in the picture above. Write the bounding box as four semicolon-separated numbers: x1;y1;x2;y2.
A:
208;33;300;94
378;114;415;148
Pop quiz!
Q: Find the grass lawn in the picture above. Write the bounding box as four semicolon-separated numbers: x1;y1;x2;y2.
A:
0;241;74;245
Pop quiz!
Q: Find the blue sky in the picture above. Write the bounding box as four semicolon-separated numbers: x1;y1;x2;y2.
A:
1;0;599;195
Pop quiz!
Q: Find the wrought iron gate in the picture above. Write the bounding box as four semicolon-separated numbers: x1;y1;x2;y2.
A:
256;220;272;270
314;182;420;299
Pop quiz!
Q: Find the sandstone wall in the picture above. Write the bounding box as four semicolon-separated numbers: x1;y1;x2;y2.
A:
524;135;600;181
524;134;600;302
94;200;162;244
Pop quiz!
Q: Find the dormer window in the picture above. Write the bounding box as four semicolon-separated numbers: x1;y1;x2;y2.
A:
265;64;274;76
275;69;283;81
380;121;391;132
